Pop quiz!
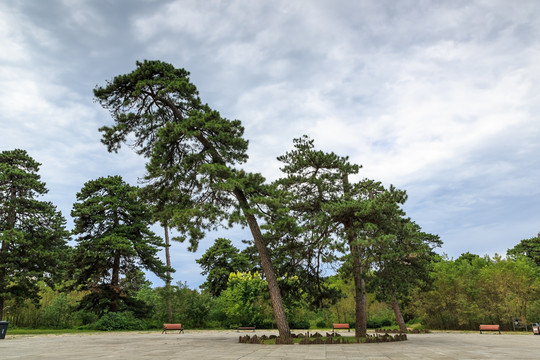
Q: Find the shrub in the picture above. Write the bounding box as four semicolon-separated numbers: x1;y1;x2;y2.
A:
316;320;328;328
366;319;382;329
92;312;146;331
290;320;310;329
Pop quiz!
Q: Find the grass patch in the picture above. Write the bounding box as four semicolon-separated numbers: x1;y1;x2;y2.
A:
9;328;100;336
6;328;101;336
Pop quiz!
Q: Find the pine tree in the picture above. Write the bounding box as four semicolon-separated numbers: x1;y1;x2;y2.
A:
275;136;438;337
94;61;291;337
70;175;167;315
0;149;69;319
196;237;251;297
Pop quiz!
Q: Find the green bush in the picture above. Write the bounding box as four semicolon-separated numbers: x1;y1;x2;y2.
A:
366;319;381;328
290;320;310;329
252;319;275;329
92;312;147;331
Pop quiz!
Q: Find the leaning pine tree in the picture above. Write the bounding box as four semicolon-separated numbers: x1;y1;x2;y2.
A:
94;60;291;339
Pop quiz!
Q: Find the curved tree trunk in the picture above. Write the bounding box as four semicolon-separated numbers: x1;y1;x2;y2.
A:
160;93;291;339
234;188;291;340
391;299;408;333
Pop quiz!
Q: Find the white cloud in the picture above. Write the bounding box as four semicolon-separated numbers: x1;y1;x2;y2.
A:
2;0;540;287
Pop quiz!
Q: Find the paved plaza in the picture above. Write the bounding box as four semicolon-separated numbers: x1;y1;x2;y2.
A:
1;330;539;359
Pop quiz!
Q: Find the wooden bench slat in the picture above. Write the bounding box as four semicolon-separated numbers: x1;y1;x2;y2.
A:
237;326;256;332
333;323;350;332
162;323;184;334
479;324;500;334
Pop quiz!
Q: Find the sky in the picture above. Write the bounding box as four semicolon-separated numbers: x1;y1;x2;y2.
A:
1;0;539;289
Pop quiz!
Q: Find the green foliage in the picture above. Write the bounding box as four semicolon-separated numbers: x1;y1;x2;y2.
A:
271;136;439;335
410;254;540;330
70;175;167;316
94;60;249;250
219;272;269;327
39;293;75;328
0;149;70;319
94;59;292;338
92;311;147;331
137;282;215;328
368;218;441;305
196;238;251;297
507;235;540;266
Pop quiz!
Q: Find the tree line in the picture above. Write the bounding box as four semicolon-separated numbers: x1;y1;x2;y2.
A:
1;60;538;335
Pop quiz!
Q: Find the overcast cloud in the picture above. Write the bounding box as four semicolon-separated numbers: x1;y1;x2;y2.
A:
1;0;539;288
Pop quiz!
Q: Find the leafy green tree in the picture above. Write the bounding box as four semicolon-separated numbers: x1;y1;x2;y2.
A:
94;60;291;338
507;234;540;266
479;255;540;326
0;149;69;319
219;271;268;327
70;175;168;316
196;238;251;297
138;281;215;328
409;254;540;330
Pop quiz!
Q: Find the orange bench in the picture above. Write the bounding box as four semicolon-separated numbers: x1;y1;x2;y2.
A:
333;323;350;332
162;323;184;334
479;324;500;334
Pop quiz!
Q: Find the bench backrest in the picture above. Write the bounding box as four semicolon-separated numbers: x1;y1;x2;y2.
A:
333;323;350;328
163;324;183;329
479;325;499;330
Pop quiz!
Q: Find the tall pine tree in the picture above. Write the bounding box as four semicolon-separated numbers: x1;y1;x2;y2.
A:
94;60;291;338
70;175;168;315
0;149;69;319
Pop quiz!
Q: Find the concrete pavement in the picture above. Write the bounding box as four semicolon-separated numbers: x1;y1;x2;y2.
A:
1;330;539;359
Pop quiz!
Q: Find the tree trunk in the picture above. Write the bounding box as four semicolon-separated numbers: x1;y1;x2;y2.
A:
352;250;367;338
164;99;290;338
392;299;407;333
234;188;291;340
342;173;367;338
163;224;173;323
0;291;4;320
111;250;121;313
346;218;367;338
0;186;17;320
0;238;9;320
